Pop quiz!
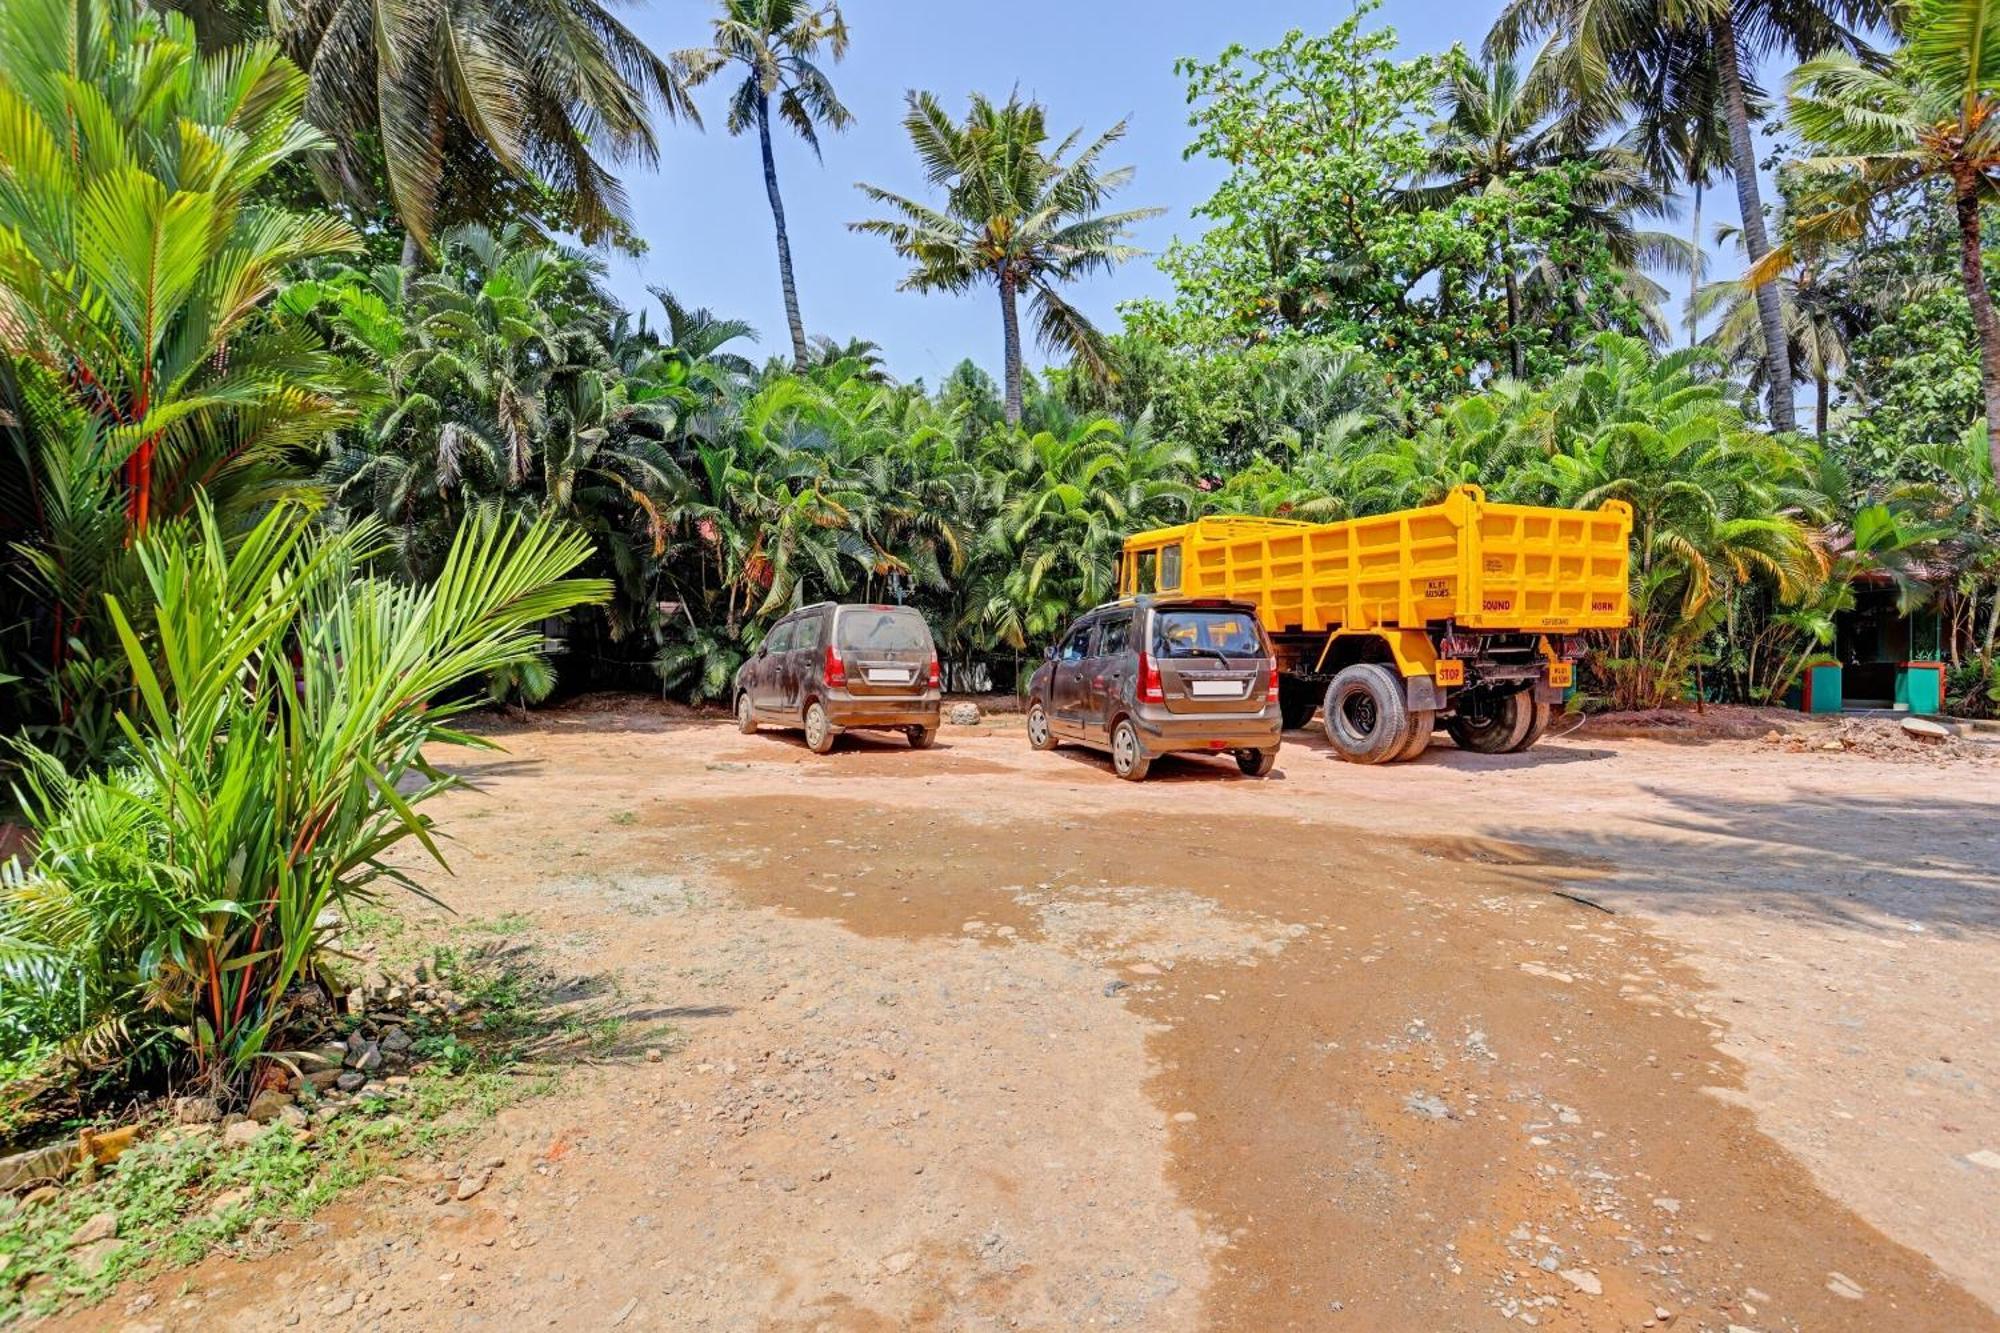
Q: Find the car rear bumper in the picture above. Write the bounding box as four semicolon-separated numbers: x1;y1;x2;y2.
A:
824;695;941;730
1131;706;1282;755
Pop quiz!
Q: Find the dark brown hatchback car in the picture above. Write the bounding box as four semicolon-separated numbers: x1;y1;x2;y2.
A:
1024;596;1282;780
734;603;941;752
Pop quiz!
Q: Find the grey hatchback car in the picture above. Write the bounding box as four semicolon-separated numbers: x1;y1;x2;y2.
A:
734;602;942;753
1024;596;1282;780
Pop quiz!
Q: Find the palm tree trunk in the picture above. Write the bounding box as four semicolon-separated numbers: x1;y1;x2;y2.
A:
755;93;811;373
1815;370;1828;442
1687;182;1701;348
1000;272;1025;426
1954;179;2000;481
401;231;421;272
1713;11;1796;433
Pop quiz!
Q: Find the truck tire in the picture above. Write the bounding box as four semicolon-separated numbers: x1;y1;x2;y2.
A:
1323;664;1412;765
1278;679;1318;731
1394;708;1435;761
1447;689;1532;754
1507;695;1553;752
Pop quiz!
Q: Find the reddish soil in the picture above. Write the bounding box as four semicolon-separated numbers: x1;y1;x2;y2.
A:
66;702;2000;1331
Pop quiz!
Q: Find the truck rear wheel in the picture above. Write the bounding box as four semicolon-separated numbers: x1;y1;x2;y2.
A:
1394;709;1435;762
1323;664;1412;765
1447;689;1532;754
1507;694;1553;752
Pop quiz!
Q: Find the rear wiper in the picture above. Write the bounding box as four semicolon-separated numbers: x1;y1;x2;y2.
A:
1181;646;1232;665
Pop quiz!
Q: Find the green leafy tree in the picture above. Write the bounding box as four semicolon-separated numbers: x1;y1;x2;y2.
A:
1411;49;1686;375
853;90;1162;424
1788;0;2000;478
676;0;852;371
1135;8;1650;406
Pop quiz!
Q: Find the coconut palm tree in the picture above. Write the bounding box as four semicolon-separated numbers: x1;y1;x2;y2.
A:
852;91;1163;425
1787;0;2000;478
675;0;852;371
1489;0;1889;433
270;0;696;257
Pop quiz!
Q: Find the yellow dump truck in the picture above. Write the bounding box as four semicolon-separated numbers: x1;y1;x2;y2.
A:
1118;484;1632;763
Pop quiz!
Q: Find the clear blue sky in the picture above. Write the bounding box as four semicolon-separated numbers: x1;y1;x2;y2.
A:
607;0;1729;386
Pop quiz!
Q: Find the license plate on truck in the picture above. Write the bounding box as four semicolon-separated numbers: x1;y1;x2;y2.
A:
1189;680;1242;698
1549;662;1574;688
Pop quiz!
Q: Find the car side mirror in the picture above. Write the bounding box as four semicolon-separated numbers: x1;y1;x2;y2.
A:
756;645;769;658
1044;644;1057;661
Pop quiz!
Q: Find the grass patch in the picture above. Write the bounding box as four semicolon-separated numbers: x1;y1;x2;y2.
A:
0;936;629;1322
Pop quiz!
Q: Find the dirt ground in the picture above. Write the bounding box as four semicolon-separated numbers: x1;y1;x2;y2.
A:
77;700;2000;1332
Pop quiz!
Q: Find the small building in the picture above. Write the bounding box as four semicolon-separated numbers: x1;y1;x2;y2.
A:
1808;575;1947;714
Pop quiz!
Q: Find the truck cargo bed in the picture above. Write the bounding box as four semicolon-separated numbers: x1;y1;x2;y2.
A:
1120;485;1631;635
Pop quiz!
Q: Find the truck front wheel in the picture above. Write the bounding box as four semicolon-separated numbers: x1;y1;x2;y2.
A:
1447;688;1533;754
1323;665;1412;765
1278;678;1318;731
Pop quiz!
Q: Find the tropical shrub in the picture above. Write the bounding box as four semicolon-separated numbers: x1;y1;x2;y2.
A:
0;0;360;759
0;502;606;1095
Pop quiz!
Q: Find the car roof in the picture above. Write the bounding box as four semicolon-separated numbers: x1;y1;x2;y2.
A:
1081;594;1260;618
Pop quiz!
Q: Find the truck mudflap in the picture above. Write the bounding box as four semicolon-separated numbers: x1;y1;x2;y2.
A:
1405;675;1443;711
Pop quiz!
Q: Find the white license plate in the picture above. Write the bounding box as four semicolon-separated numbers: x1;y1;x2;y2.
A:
867;668;910;684
1189;680;1242;698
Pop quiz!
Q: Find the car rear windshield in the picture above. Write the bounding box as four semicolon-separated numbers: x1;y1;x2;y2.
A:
1151;608;1263;658
835;607;932;653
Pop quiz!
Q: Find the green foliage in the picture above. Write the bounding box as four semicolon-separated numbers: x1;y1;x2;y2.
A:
1126;8;1653;404
0;0;361;761
1787;0;2000;478
0;503;606;1092
271;0;697;250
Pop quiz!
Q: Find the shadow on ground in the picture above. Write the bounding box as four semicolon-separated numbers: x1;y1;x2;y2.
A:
1486;788;2000;936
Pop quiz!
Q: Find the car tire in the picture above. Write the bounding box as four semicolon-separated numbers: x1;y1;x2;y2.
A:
1110;718;1151;781
1026;700;1057;751
1394;708;1435;762
803;700;837;754
1447;689;1532;754
1507;694;1553;753
1322;664;1412;765
906;724;937;750
736;693;757;735
1236;748;1278;777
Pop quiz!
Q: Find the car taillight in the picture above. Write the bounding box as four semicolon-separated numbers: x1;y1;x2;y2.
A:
927;657;941;689
1138;652;1165;704
823;644;847;688
1266;668;1280;703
